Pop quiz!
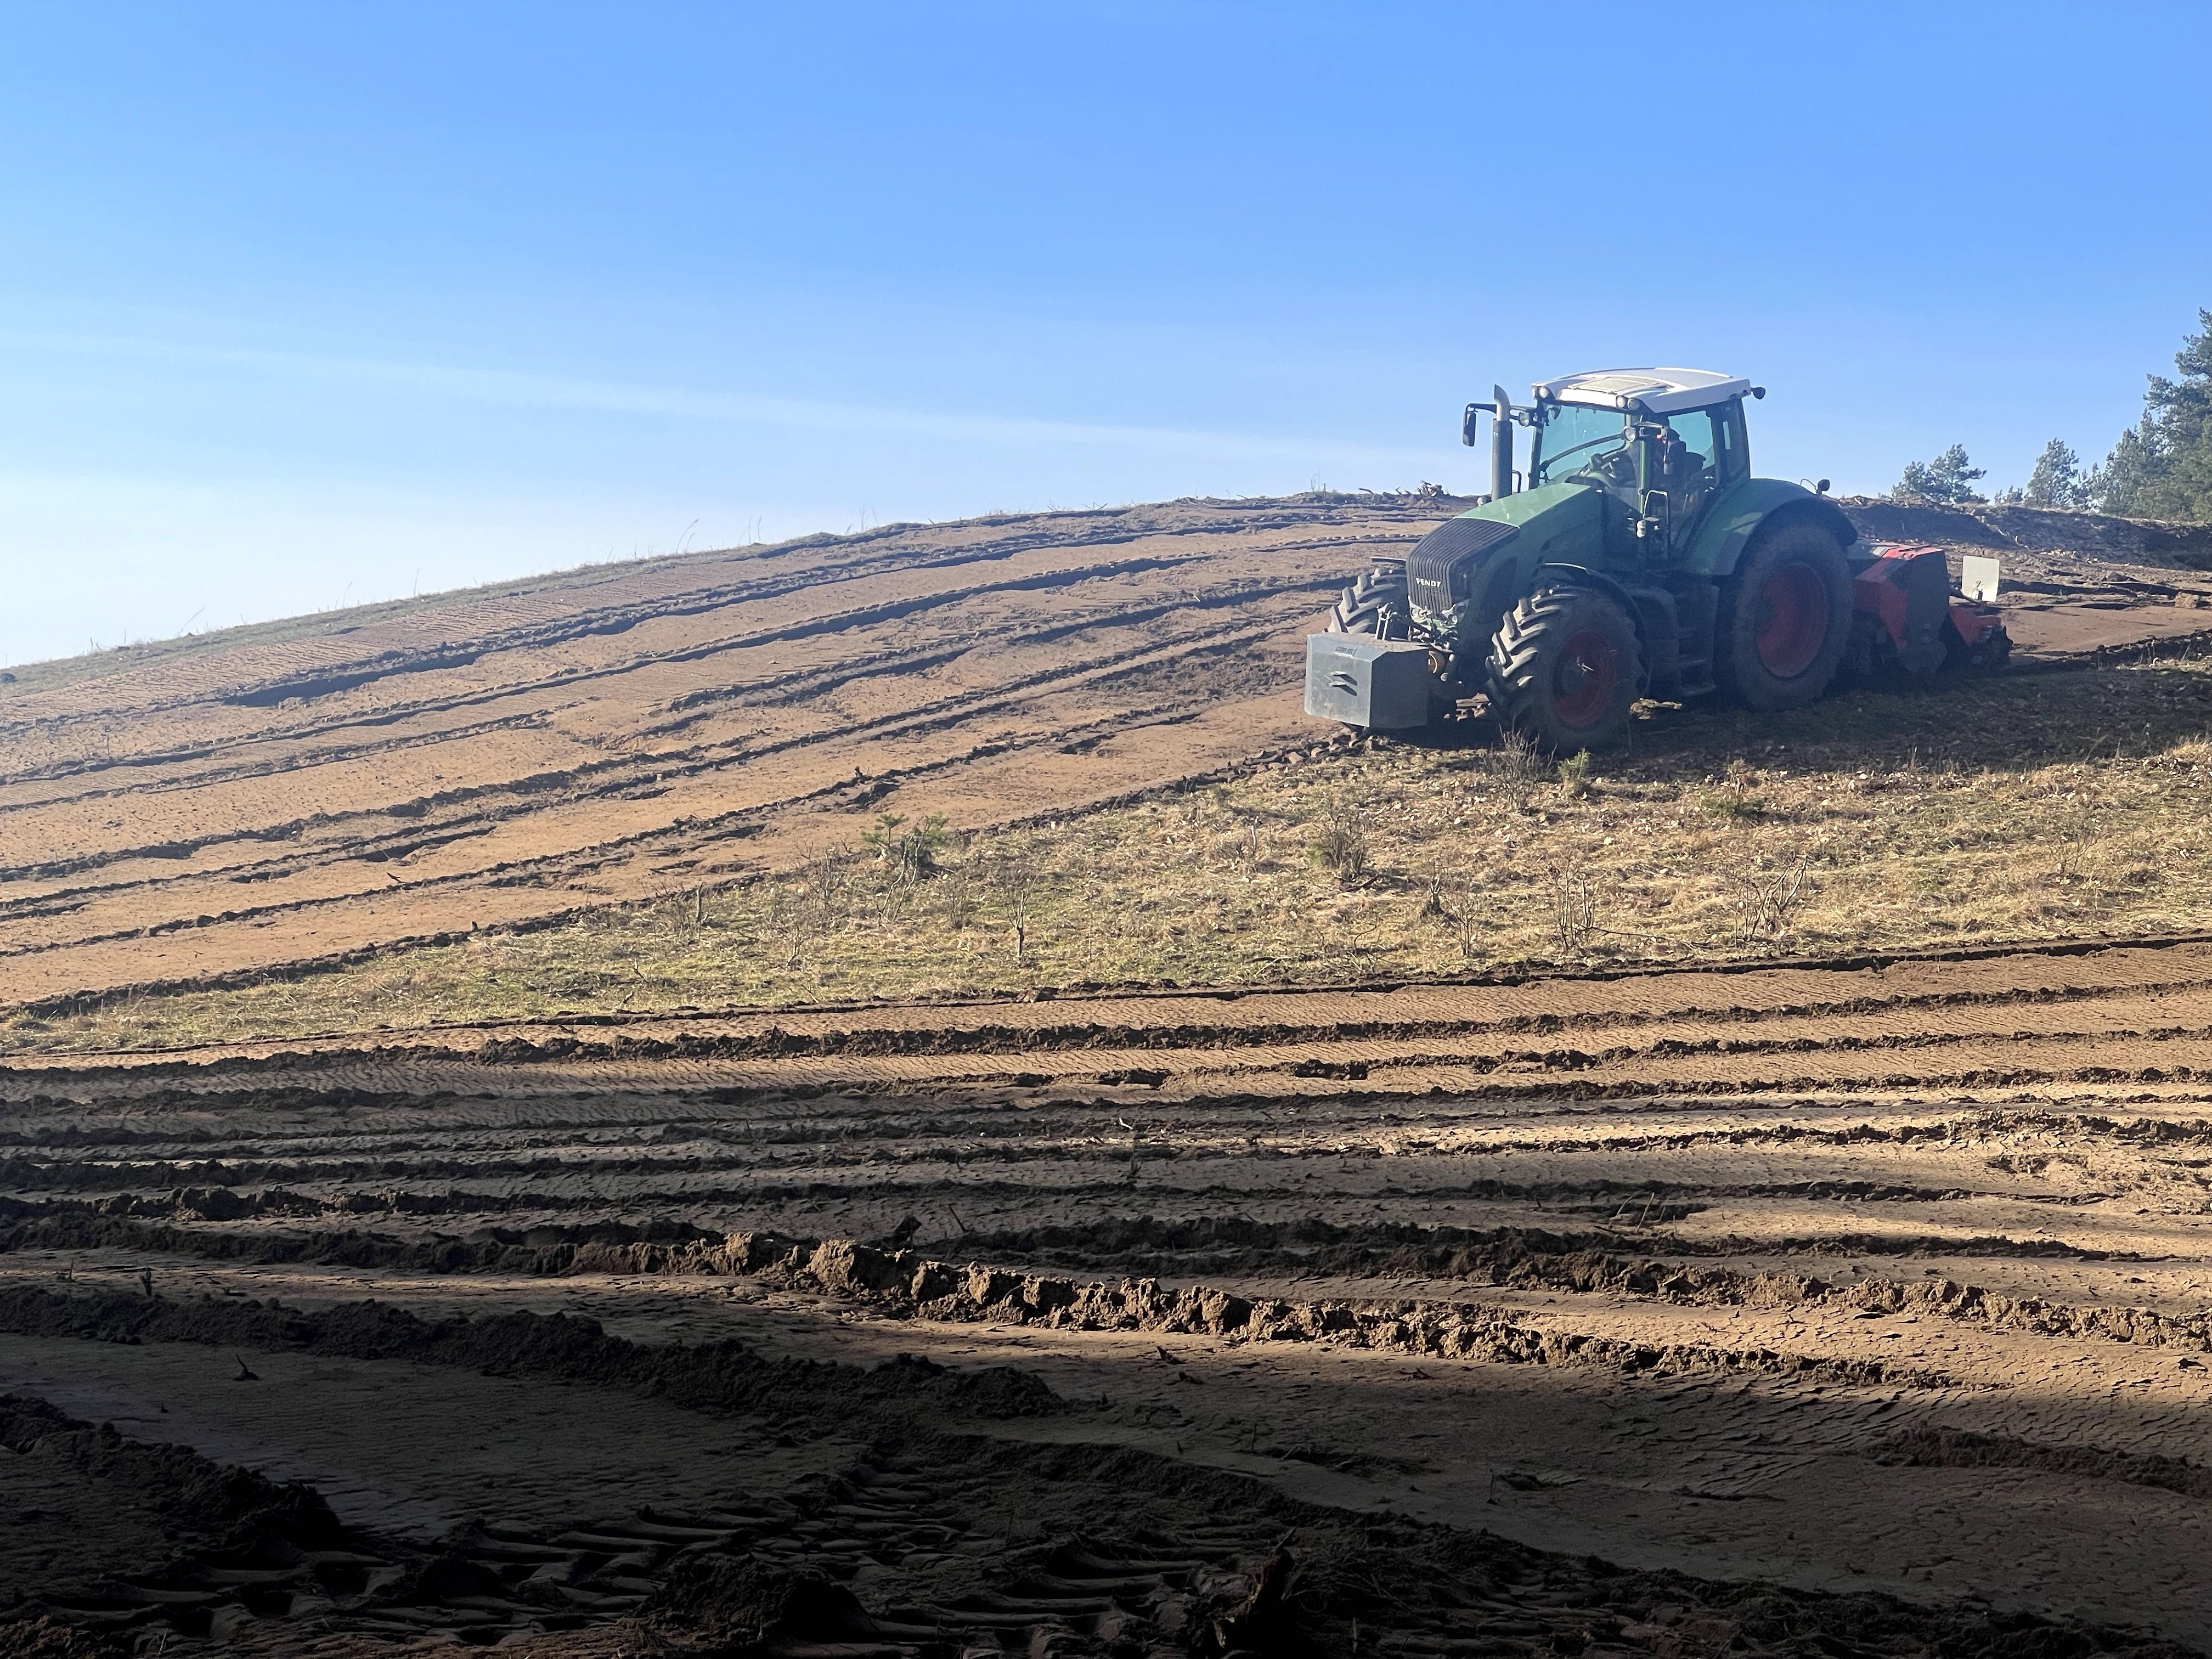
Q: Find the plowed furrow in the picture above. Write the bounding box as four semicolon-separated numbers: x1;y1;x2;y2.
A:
0;512;1296;763
0;551;1299;867
33;1024;2197;1095
0;516;1381;798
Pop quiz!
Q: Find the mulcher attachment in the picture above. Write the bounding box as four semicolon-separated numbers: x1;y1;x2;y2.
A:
1843;544;2011;681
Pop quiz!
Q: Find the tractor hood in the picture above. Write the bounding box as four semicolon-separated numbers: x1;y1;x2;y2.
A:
1406;482;1605;635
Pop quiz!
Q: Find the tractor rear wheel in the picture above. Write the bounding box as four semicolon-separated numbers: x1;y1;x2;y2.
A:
1486;585;1642;753
1329;561;1410;639
1716;520;1853;709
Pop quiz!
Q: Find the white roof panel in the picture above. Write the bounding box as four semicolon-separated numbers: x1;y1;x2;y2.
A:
1534;367;1752;415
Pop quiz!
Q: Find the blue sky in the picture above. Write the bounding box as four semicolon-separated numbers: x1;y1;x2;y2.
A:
3;1;2209;668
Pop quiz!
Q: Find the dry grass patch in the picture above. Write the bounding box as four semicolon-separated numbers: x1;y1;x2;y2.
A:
14;653;2212;1054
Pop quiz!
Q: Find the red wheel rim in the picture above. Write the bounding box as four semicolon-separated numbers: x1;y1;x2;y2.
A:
1550;627;1618;729
1755;562;1829;678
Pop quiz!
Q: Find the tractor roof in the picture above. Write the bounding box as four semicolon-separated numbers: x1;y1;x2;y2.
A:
1535;368;1753;416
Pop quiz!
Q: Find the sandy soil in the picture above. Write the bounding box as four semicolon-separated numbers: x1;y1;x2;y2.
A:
7;940;2212;1653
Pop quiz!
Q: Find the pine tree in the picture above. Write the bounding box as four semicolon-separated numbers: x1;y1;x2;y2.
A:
2089;421;2162;516
1892;444;1987;505
2021;439;2091;509
2092;311;2212;521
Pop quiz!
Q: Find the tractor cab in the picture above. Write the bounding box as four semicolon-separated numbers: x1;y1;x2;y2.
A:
1527;369;1756;557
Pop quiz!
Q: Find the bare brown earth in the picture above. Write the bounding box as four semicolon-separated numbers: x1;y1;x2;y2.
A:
9;938;2212;1652
7;494;2212;1015
9;497;2212;1657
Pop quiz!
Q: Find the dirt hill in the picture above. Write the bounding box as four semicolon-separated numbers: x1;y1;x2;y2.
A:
5;493;2211;1012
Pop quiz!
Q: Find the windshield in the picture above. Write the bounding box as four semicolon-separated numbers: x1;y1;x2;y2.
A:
1532;403;1630;486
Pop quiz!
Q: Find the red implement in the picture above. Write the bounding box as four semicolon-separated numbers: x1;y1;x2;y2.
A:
1846;544;2010;679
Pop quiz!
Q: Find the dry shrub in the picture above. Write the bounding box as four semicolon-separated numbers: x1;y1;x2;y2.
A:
1309;795;1370;883
1218;817;1265;867
654;885;708;940
1490;728;1547;814
2052;839;2090;883
939;868;977;933
992;853;1037;965
1418;862;1449;919
1453;899;1486;962
808;847;849;933
1545;864;1596;955
1736;848;1815;943
1422;863;1488;961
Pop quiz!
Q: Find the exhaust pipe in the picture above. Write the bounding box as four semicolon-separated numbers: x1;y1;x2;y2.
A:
1491;384;1515;499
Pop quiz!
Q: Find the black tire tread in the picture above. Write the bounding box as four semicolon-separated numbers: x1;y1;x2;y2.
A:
1714;519;1854;710
1328;561;1409;639
1486;584;1643;753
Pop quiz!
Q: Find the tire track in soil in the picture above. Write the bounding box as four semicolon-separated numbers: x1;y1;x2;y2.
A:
2;1288;2202;1658
7;946;2212;1646
0;1291;1291;1654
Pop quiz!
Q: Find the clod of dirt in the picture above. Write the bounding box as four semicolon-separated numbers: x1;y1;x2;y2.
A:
1877;1427;2212;1497
643;1557;890;1652
1194;1544;1298;1658
0;1618;106;1659
689;1234;1964;1389
0;1390;343;1551
0;1284;1062;1424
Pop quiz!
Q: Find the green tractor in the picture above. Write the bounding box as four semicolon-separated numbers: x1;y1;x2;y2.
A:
1305;368;2008;749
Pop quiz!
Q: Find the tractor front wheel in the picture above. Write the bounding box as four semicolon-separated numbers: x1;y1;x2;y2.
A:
1717;520;1853;709
1486;585;1642;753
1328;561;1410;639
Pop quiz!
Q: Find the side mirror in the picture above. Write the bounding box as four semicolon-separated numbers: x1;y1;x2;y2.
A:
1815;478;1831;495
1462;403;1482;447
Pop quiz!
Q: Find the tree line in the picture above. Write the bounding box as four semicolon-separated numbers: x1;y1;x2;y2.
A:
1890;309;2212;518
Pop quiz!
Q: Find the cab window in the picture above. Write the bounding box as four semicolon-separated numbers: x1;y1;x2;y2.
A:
1532;404;1630;487
1663;409;1718;469
1655;408;1721;506
1711;400;1747;479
